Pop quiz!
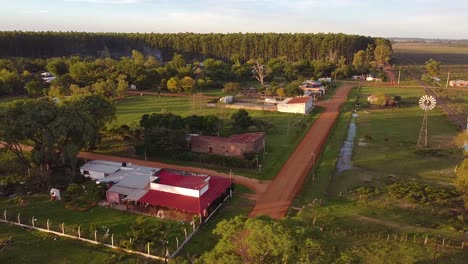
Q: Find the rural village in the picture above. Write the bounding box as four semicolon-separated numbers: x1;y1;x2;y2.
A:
0;1;468;264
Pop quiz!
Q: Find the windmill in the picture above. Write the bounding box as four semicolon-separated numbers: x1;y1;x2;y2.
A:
417;95;437;148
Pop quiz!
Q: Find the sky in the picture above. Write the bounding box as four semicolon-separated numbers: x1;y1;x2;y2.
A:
0;0;467;39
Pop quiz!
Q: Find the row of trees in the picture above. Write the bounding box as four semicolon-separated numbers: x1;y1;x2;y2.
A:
0;31;385;64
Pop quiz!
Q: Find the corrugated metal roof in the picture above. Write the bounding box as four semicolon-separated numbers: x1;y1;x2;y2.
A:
139;176;232;214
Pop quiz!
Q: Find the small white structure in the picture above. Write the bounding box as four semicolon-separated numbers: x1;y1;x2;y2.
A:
50;188;61;200
449;80;468;87
352;75;365;80
319;77;332;83
219;96;234;104
40;72;52;77
130;84;137;90
264;97;278;104
277;97;314;114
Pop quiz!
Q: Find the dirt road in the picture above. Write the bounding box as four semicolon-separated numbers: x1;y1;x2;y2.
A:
78;152;269;197
250;84;353;218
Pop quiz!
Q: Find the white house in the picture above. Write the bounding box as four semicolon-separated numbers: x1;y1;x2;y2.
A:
277;97;314;114
449;80;468;87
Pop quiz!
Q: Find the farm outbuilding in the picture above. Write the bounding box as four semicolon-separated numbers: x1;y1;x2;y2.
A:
449;80;468;87
187;132;265;158
277;97;314;114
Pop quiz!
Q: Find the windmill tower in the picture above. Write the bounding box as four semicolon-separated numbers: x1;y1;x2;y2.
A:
417;95;437;148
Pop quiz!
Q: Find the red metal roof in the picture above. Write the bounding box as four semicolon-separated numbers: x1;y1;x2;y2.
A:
157;170;208;190
192;132;264;144
287;97;312;104
138;176;232;215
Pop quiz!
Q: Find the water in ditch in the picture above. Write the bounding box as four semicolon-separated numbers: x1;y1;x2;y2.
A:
336;113;358;173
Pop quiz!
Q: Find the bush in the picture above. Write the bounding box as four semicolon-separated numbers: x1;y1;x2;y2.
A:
386;181;458;206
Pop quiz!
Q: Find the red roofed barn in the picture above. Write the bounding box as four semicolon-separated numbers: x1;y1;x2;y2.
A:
188;132;265;158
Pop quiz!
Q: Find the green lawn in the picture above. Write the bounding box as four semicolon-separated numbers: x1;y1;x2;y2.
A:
0;195;187;254
290;86;466;262
101;95;322;180
0;224;155;264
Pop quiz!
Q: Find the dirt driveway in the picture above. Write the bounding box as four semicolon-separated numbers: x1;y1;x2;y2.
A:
250;84;354;218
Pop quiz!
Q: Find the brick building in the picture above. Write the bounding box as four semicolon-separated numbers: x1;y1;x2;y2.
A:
188;132;265;158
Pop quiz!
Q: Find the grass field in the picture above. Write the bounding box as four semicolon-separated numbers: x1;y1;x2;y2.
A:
291;86;467;262
0;224;154;264
393;42;468;65
0;195;187;255
100;95;321;180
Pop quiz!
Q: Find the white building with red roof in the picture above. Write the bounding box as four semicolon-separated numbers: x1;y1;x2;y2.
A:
81;160;232;222
277;97;314;114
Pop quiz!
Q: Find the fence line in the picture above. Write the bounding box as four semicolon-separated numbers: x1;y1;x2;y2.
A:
0;217;167;261
0;193;233;261
170;193;232;258
315;224;466;251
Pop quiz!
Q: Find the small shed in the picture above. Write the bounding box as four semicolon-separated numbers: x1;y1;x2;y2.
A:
277;97;314;114
219;96;234;104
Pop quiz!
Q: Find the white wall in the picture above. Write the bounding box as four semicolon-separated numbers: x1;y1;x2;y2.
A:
81;170;106;180
150;183;209;197
278;103;306;114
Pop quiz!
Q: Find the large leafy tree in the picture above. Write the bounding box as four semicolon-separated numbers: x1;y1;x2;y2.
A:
455;159;468;210
196;216;329;264
0;99;99;168
231;109;253;130
248;58;271;86
425;59;441;77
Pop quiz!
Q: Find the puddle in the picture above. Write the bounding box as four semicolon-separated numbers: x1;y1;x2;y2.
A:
336;113;358;173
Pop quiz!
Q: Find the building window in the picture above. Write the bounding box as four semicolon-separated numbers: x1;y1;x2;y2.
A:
83;170;89;175
208;147;213;153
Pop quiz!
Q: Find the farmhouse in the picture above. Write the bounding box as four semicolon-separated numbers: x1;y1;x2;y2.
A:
139;170;232;220
187;132;265;158
449;80;468;87
299;80;326;96
80;160;232;221
277;97;314;114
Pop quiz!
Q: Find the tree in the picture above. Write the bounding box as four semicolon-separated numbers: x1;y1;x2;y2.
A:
196;216;329;264
222;82;240;95
68;94;115;131
0;69;22;95
276;87;286;99
0;99;99;169
352;50;367;73
454;159;468;210
116;74;128;98
231;109;253;130
374;39;392;67
425;59;441;77
91;79;116;98
179;76;196;94
25;79;46;97
46;58;68;76
248;58;271;86
453;131;467;149
167;77;180;93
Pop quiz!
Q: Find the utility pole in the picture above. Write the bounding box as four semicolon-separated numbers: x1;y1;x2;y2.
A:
445;72;450;88
397;70;401;87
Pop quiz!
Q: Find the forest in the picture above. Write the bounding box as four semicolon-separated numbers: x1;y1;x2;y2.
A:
0;31;387;63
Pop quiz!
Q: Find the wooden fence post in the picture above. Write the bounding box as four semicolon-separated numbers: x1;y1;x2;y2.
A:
94;230;97;242
442;238;445;247
47;219;49;231
111;234;114;247
31;216;35;227
461;242;464;249
3;210;6;221
17;213;20;224
424;236;428;245
147;242;150;255
386;234;390;241
184;228;187;240
176;237;179;249
61;223;64;234
78;226;81;238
